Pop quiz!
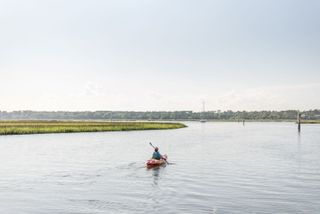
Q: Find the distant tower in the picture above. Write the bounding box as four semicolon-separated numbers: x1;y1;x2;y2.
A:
200;100;207;123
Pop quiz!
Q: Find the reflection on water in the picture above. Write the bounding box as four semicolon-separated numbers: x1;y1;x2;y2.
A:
150;167;161;186
147;162;167;186
0;122;320;213
297;129;301;144
152;168;160;185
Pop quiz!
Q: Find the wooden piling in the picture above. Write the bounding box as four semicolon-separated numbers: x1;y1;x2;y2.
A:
297;112;301;132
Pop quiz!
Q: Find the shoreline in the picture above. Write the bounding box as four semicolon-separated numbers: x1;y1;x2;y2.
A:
300;120;320;124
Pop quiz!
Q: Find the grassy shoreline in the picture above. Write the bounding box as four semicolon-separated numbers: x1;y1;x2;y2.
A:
0;120;187;135
300;120;320;124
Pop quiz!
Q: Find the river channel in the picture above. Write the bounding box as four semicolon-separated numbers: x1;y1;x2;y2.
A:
0;122;319;213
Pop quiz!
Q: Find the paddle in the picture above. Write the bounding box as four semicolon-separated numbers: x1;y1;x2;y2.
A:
149;142;169;164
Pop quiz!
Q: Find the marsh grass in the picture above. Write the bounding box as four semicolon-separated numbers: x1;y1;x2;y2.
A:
0;120;186;135
300;120;320;124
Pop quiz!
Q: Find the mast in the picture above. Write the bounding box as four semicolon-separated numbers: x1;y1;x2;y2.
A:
202;100;205;113
200;100;207;122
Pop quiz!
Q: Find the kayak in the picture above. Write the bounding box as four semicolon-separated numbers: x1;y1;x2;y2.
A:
146;155;168;168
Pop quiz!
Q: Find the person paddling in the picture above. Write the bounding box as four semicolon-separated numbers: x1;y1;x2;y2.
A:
152;147;162;160
147;143;169;167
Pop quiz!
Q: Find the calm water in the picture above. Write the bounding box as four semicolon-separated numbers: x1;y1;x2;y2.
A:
0;122;319;214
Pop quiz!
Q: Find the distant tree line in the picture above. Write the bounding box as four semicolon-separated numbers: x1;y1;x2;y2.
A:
0;110;319;121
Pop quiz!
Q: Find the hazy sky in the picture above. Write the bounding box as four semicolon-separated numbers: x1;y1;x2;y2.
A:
1;0;319;111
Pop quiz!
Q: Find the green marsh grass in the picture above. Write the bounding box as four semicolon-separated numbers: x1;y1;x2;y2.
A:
300;120;320;124
0;121;187;135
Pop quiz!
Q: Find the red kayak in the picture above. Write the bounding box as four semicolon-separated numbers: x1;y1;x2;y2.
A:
146;155;168;168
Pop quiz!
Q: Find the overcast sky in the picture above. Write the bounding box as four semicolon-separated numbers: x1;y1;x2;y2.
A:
0;0;319;111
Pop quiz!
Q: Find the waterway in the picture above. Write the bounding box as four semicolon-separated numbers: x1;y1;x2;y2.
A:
0;122;319;213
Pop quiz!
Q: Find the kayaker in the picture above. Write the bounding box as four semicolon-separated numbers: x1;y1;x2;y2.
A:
152;147;162;160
